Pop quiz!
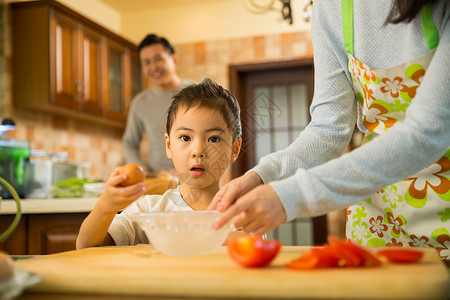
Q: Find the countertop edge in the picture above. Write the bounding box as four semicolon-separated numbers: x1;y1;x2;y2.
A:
0;198;97;214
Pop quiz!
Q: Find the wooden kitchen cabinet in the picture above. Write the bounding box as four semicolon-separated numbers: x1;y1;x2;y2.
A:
105;38;127;121
0;215;27;254
131;51;143;102
0;213;88;255
78;21;104;115
51;9;79;110
11;0;140;129
51;9;103;115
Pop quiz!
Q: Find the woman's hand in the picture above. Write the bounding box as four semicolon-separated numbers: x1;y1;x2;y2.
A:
209;172;286;235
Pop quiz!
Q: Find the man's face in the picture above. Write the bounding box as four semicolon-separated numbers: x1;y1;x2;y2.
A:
140;43;178;91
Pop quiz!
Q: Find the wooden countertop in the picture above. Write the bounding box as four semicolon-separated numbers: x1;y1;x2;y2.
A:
0;197;97;215
14;246;450;299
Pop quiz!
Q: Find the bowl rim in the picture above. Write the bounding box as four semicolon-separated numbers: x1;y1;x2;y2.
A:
133;210;223;218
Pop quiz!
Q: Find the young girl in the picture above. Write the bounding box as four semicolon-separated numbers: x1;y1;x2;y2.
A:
76;78;242;248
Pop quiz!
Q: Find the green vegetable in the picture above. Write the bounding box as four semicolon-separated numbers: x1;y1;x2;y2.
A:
53;177;89;188
52;177;99;198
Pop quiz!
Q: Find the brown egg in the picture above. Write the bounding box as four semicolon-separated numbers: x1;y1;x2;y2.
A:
119;163;145;186
0;251;14;280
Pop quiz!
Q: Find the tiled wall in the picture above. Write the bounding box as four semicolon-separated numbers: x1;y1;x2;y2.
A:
175;31;313;87
1;2;313;182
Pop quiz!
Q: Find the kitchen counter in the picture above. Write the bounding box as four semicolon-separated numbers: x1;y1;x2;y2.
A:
0;198;97;255
13;246;450;299
0;177;174;216
0;197;97;215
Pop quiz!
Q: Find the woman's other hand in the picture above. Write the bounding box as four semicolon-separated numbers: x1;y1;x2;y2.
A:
208;172;263;212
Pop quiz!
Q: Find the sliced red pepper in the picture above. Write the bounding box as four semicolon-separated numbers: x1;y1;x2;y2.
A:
287;247;340;269
228;235;282;268
287;251;320;269
327;236;362;267
344;239;382;267
377;248;424;263
288;236;384;270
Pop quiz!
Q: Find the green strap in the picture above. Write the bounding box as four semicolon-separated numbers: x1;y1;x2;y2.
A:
342;0;354;55
421;3;439;51
342;1;439;55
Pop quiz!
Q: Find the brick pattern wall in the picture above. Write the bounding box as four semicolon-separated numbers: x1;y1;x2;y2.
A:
175;31;313;88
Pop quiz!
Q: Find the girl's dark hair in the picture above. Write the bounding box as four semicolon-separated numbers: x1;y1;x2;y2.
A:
166;78;242;141
385;0;438;24
138;34;175;54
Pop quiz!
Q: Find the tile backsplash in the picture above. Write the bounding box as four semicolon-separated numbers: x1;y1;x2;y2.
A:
1;2;312;182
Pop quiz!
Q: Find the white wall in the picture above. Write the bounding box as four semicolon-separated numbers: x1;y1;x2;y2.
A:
121;0;311;44
56;0;122;34
56;0;312;45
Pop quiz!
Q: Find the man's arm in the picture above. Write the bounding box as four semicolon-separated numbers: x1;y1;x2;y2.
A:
122;97;147;169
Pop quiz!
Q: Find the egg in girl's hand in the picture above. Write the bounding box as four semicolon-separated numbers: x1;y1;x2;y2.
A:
119;163;145;187
0;251;14;280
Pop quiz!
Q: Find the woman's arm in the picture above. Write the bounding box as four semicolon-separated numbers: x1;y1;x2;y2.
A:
269;0;450;220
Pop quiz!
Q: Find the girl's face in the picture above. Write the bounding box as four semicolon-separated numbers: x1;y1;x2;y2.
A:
165;106;241;189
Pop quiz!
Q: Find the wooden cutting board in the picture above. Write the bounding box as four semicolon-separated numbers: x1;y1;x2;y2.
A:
15;246;449;299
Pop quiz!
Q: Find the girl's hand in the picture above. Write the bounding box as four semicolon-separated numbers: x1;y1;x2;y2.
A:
97;166;146;215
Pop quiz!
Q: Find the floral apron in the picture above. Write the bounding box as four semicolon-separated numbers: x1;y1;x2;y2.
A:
343;0;450;259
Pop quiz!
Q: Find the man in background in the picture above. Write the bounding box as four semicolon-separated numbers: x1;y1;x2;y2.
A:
122;34;192;176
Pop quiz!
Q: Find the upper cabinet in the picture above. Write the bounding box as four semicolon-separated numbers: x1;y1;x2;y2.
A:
11;0;141;129
105;38;127;121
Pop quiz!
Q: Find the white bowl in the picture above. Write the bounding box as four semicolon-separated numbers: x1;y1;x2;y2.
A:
133;211;231;256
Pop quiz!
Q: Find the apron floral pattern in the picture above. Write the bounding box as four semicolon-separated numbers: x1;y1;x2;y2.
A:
342;0;450;259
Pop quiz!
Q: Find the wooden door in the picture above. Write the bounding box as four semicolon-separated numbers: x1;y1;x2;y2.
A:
229;59;327;245
0;216;27;255
51;10;79;110
80;24;103;115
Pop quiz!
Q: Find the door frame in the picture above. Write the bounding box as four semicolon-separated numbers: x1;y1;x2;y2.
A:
229;58;314;178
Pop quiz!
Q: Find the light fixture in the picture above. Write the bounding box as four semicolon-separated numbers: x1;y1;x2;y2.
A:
245;0;313;25
301;0;313;23
245;0;293;25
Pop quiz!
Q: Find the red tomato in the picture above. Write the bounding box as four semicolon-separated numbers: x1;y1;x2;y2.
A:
228;235;282;268
377;248;424;263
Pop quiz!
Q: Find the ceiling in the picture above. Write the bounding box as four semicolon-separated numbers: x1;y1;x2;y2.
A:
96;0;223;12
